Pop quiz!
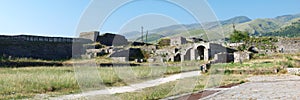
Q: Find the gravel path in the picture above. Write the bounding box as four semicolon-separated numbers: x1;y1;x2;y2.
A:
49;71;201;100
203;75;300;100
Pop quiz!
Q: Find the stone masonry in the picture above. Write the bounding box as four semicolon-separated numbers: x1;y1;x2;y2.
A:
276;38;300;53
0;35;92;60
170;36;187;46
79;31;100;42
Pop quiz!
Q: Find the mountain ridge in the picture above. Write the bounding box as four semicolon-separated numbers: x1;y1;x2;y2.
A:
123;13;300;42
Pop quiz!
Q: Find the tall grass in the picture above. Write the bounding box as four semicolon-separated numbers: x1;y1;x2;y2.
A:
0;66;199;99
0;67;77;99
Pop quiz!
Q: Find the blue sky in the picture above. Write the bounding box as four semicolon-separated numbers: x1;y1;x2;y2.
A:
0;0;300;37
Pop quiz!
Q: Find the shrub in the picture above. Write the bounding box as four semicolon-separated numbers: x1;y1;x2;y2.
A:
157;38;170;47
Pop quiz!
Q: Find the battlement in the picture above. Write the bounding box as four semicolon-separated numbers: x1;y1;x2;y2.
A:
0;35;92;43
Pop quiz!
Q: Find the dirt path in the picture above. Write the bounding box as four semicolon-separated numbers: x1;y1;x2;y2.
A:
49;71;201;100
202;75;300;100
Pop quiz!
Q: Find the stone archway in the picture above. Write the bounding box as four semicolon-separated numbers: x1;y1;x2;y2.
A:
248;46;259;53
197;46;205;60
174;53;181;62
184;48;192;61
175;48;180;53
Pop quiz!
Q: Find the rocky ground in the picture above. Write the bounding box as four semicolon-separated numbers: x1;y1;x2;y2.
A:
203;75;300;100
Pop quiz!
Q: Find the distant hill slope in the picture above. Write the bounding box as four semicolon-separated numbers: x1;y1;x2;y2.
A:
135;33;165;43
221;16;252;25
212;14;300;37
123;13;300;43
193;13;300;37
263;19;300;37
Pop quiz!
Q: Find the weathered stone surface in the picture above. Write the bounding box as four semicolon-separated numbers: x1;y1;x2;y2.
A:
79;31;99;42
111;57;128;62
276;38;300;53
213;52;234;63
0;35;91;60
97;33;128;46
287;68;300;75
234;51;250;63
154;42;230;62
109;48;144;61
170;36;187;46
205;75;300;99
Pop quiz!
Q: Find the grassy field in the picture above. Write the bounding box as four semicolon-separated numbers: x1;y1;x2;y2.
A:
111;61;283;100
0;53;299;99
105;53;300;100
0;66;199;100
113;74;249;100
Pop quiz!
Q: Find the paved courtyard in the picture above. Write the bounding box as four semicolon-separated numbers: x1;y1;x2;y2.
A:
204;75;300;100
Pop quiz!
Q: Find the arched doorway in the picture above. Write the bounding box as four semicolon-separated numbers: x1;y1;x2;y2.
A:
174;53;181;62
184;48;192;61
175;48;180;53
248;46;259;53
197;46;205;60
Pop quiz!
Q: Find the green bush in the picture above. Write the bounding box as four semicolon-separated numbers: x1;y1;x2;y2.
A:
229;30;250;43
278;61;294;68
157;38;170;47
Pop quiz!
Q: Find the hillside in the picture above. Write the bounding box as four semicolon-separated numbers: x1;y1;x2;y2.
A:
213;14;300;37
135;33;165;43
221;16;252;25
263;19;300;37
123;13;300;43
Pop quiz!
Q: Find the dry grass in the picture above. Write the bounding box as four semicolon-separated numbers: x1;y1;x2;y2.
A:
1;53;298;99
0;66;199;100
114;74;249;100
0;67;77;99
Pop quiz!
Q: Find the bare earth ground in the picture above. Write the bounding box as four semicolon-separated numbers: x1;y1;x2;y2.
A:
48;71;201;100
203;75;300;100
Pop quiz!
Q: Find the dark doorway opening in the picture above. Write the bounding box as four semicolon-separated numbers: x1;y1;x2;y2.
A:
175;48;180;53
197;46;205;60
174;53;181;62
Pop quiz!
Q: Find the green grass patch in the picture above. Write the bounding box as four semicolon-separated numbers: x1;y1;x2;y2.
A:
0;66;199;100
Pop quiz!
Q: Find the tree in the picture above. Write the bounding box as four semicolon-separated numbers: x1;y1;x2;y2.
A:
229;30;250;43
157;38;170;47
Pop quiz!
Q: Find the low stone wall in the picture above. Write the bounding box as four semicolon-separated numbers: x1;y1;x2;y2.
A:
213;53;234;63
234;52;250;63
287;68;300;75
0;61;63;67
111;57;128;62
109;48;144;61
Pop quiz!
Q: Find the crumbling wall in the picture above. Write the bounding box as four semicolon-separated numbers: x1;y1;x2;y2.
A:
234;52;250;63
213;53;234;63
79;31;99;42
97;33;128;46
276;38;300;53
109;48;144;61
170;37;187;46
209;43;227;59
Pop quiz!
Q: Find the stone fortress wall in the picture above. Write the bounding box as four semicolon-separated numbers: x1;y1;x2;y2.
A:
0;35;92;60
79;31;99;42
1;31;299;62
0;35;91;43
276;38;300;53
